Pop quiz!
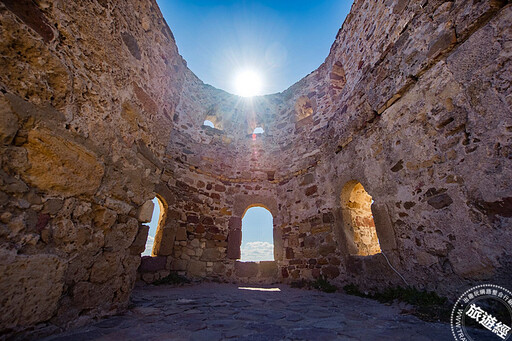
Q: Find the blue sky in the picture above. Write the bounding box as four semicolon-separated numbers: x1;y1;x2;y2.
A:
155;0;353;95
240;207;274;261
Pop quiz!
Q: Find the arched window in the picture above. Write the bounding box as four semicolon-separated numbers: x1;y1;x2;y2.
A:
341;181;381;256
253;127;264;134
295;95;313;121
240;206;274;261
203;120;215;128
142;196;164;256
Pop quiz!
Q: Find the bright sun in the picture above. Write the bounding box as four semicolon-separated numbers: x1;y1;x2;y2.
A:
234;70;263;97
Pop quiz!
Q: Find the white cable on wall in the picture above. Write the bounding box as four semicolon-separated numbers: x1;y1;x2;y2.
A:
381;251;409;287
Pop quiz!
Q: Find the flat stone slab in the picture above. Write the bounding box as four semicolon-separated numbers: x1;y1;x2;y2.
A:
42;283;455;340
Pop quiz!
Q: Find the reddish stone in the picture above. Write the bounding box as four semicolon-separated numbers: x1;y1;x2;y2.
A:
201;216;214;225
322;265;340;279
281;267;289;278
214;184;226;192
2;0;54;43
187;215;199;223
228;217;242;230
286;247;294;259
305;185;317;196
329;257;341;266
35;213;50;231
317;258;328;265
227;229;241;259
197;181;205;188
312;268;321;279
210;193;220;200
216;241;227;247
195;224;205;233
213;234;226;241
207;225;220;234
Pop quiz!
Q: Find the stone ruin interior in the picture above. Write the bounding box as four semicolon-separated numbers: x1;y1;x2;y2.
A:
0;0;511;339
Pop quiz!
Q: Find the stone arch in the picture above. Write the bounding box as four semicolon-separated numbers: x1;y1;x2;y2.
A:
228;195;280;260
203;114;223;130
147;194;167;256
203;119;215;128
203;104;225;130
340;180;381;256
150;184;179;257
240;206;275;261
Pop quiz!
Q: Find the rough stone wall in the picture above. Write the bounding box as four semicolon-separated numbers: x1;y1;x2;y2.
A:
275;0;512;294
156;0;511;299
0;0;185;337
1;0;511;338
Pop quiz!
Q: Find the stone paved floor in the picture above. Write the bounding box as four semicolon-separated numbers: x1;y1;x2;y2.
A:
44;283;459;340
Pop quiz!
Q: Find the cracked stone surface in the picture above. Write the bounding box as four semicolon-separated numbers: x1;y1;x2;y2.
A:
42;283;464;340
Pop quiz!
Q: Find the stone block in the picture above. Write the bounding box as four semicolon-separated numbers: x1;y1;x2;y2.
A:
90;252;121;283
321;265;340;279
200;248;221;261
227;229;241;259
23;128;104;197
188;260;206;277
154;224;177;256
213;262;226;274
260;261;278;278
137;200;154;223
92;206;117;229
371;203;397;251
318;244;336;257
175;227;187;241
305;185;317;196
170;259;188;271
130;225;149;255
235;261;258;277
138;256;167;273
427;193;453;209
0;250;65;329
286;247;294;259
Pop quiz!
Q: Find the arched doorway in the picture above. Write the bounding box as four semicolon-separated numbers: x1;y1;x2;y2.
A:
341;181;381;256
142;196;165;256
240;206;274;261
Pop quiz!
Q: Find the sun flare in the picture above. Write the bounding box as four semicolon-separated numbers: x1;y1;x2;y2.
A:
234;70;263;97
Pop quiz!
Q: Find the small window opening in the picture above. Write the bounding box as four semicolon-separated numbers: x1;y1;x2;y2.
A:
241;206;274;261
253;127;264;134
295;96;314;121
142;197;164;256
341;181;381;256
203;120;215;128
